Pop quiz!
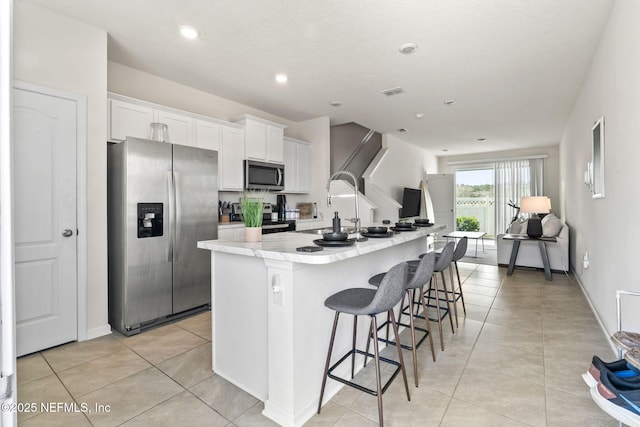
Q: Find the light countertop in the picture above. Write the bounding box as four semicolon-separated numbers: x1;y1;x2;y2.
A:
198;224;445;265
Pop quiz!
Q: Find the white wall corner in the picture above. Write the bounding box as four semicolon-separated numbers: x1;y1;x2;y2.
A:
83;324;112;341
327;180;377;225
362;146;388;180
364;180;401;223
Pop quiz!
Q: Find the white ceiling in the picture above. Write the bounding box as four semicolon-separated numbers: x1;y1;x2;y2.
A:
25;0;614;155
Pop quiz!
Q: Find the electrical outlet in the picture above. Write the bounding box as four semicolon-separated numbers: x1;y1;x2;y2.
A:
583;251;590;269
272;275;284;305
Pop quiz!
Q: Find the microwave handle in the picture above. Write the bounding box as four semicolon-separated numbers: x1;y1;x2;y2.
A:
276;168;282;185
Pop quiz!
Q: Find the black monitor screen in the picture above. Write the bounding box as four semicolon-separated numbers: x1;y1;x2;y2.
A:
400;187;421;218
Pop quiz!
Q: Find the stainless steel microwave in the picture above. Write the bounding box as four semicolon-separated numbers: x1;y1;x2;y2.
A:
244;160;284;191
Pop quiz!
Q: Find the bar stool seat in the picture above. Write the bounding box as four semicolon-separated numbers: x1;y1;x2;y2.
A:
318;262;411;427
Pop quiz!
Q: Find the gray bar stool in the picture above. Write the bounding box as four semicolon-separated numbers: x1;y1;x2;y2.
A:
448;236;468;317
317;262;411;427
367;252;437;387
427;241;457;336
408;242;456;350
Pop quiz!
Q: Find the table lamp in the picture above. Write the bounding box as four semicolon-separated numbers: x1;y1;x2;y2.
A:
520;196;551;238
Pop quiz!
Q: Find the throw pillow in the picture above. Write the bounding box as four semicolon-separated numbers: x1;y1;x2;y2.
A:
508;219;527;234
541;214;563;237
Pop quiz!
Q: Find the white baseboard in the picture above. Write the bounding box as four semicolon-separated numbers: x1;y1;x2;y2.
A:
572;272;618;358
82;324;112;341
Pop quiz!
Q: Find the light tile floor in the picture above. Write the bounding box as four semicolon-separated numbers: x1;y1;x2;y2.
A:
16;264;620;426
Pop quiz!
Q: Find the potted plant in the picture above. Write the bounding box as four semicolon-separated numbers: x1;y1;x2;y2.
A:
240;190;267;242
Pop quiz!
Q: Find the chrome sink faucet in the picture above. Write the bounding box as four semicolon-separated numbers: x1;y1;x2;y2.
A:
326;170;365;240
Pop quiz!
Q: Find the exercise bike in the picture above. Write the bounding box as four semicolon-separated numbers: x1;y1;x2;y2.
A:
506;199;521;232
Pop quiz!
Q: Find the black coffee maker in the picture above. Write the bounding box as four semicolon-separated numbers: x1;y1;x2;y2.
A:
276;194;287;220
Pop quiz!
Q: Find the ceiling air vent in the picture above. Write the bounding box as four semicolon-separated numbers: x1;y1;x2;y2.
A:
381;87;405;97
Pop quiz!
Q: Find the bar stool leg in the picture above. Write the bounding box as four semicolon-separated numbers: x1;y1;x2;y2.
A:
407;289;419;387
371;315;385;426
418;286;437;362
448;266;459;329
363;321;373;368
441;271;455;333
388;309;411;402
318;311;340;414
428;276;445;351
351;315;357;379
455;261;466;315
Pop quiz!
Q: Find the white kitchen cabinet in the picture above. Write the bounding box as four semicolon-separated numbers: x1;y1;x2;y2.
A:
109;97;194;145
266;125;284;163
232;114;286;163
219;125;245;191
283;137;310;193
157;110;194;146
108;99;155;141
244;120;267;160
195;119;221;151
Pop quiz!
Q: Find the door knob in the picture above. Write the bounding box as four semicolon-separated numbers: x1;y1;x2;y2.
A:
62;229;73;237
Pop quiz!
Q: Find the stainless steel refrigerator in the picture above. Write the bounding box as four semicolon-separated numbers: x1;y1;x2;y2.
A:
108;137;218;335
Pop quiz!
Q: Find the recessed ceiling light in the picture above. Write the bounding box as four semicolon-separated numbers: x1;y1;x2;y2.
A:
398;43;418;54
444;99;457;106
275;74;288;84
477;138;487;142
179;25;200;40
397;128;408;133
415;113;425;119
442;149;449;152
329;101;342;107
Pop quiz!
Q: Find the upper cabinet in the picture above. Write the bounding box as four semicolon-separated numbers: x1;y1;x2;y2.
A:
283;137;310;193
109;97;193;146
156;110;194;146
194;119;221;151
231;114;286;164
219;125;245;191
107;94;245;191
108;99;155;142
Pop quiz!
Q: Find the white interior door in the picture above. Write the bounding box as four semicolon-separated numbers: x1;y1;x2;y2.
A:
13;86;77;356
427;174;455;237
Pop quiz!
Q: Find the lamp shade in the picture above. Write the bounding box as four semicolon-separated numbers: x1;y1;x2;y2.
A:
520;196;551;214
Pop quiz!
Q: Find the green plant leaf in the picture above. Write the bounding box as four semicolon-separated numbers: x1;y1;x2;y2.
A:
239;190;268;227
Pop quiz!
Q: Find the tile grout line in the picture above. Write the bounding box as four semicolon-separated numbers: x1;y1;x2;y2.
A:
436;263;508;424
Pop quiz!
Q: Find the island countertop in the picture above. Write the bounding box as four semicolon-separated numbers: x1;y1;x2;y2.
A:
197;224;446;265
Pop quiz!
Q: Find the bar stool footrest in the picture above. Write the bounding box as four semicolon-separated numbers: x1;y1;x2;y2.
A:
409;304;450;322
327;348;402;397
372;320;430;351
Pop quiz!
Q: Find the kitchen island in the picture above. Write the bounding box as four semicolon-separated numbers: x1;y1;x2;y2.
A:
197;224;445;427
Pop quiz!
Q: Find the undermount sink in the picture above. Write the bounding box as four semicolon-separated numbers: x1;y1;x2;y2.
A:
298;227;356;235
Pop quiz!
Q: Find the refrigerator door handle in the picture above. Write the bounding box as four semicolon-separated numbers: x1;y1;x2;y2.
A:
173;171;181;261
167;170;175;262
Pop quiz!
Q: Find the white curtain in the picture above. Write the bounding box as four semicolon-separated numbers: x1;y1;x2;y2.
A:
495;158;545;233
529;158;544;195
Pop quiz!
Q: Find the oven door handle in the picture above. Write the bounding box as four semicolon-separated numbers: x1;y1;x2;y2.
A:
262;223;290;230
